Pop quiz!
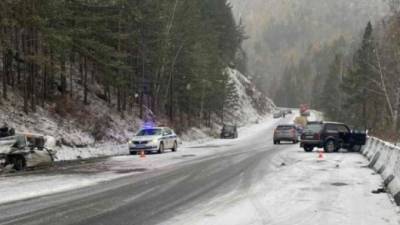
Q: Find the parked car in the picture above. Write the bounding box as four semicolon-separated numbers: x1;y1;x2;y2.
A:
128;127;178;155
220;125;238;139
0;134;57;171
273;124;299;144
300;121;367;152
0;125;15;138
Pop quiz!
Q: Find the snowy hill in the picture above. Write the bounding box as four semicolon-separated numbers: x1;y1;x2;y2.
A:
226;68;275;124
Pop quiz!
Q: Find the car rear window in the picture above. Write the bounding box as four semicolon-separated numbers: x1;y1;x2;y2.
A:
277;126;294;130
223;126;235;132
305;123;322;132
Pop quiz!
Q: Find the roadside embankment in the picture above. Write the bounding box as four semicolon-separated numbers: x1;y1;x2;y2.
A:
362;137;400;205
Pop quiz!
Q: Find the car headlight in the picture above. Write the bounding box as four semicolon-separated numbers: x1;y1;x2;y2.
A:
152;139;159;144
128;140;132;144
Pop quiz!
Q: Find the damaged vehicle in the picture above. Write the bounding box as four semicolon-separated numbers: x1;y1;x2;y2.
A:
0;134;57;171
300;121;367;153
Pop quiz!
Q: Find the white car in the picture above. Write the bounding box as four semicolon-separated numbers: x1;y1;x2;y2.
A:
128;127;178;154
0;134;57;171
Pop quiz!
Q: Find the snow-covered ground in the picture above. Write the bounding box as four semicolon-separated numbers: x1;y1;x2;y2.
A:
160;145;400;225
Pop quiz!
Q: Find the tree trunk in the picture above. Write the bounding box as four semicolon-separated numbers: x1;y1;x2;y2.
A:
2;50;7;99
83;57;88;105
117;85;121;112
42;65;47;107
393;86;400;132
22;33;28;113
69;53;74;98
60;57;67;95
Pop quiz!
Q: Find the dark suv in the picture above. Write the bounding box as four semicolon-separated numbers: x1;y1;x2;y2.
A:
300;121;367;152
220;125;238;139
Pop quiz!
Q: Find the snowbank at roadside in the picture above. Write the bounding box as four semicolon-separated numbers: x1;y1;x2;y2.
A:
55;144;129;161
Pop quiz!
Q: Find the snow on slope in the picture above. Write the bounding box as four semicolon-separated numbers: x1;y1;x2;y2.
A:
0;89;143;147
0;67;275;160
179;68;275;143
226;68;275;124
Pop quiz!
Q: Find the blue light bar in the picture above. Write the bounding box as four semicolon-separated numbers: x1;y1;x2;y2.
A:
142;121;156;129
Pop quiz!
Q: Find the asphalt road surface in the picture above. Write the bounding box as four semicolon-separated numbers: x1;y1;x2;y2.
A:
0;116;398;225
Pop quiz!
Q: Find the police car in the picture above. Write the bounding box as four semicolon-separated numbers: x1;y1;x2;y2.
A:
128;127;178;154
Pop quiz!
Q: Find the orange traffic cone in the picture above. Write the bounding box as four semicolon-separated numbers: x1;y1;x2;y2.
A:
318;149;324;159
140;150;146;158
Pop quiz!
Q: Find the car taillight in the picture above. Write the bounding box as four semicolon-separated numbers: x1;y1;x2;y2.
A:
314;133;320;140
291;128;296;137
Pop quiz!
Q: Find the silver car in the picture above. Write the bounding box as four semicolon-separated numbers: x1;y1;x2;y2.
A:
273;124;299;144
129;127;178;154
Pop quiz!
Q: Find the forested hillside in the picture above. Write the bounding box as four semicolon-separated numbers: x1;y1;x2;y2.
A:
230;0;400;141
315;12;400;141
0;0;269;145
229;0;389;98
269;2;400;141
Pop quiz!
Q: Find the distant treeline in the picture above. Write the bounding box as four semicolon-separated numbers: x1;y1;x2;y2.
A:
275;11;400;141
0;0;244;126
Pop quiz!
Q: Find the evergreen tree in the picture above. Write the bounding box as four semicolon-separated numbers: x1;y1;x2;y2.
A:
320;55;343;121
342;22;376;129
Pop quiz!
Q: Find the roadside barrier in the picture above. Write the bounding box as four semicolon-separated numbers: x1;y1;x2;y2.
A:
362;137;400;205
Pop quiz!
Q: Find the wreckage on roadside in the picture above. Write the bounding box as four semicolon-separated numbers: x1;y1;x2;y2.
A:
0;131;57;171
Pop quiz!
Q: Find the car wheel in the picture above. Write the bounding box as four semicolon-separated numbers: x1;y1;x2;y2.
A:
351;145;361;152
304;146;313;152
158;143;164;154
12;156;26;171
172;141;178;152
324;140;336;153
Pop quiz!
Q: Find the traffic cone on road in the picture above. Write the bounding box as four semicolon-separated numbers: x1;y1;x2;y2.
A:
140;150;146;158
318;149;324;159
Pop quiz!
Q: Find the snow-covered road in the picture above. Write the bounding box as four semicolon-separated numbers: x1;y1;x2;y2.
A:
161;145;400;225
0;114;399;225
0;116;278;205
